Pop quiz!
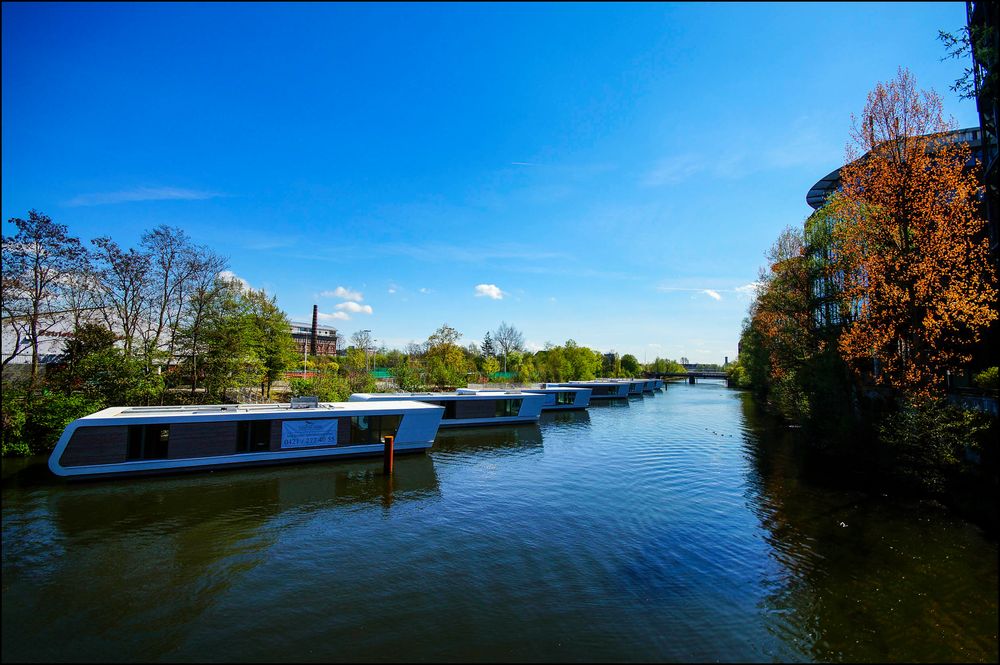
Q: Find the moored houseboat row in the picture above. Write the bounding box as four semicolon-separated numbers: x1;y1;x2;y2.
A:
505;385;592;411
546;380;631;399
50;377;665;479
349;390;546;427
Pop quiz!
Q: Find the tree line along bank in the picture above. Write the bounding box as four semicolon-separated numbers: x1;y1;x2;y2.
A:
1;213;687;456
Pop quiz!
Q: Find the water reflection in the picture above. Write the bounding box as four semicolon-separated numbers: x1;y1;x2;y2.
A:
431;423;543;456
588;398;630;408
42;453;440;536
1;455;441;662
738;393;999;663
2;387;996;663
539;408;591;430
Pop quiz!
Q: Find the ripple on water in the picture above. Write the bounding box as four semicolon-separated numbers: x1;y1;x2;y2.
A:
2;383;996;663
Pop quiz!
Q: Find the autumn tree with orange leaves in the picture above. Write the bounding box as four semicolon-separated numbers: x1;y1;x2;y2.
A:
829;68;998;399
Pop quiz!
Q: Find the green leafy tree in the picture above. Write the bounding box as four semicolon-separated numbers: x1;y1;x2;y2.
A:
290;374;351;402
176;257;229;397
390;355;423;391
601;352;622;378
878;398;995;494
499;350;532;383
938;22;997;101
564;340;601;380
76;347;165;406
536;345;572;382
482;355;501;379
198;277;264;401
621;354;641;377
2;388;103;456
425;324;470;388
244;288;297;398
48;323;119;393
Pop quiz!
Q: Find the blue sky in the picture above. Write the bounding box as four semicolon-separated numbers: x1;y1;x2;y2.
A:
2;2;979;362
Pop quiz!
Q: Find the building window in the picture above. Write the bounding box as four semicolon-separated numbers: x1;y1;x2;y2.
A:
127;425;169;460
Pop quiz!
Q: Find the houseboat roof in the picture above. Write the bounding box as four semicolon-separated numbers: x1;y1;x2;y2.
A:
75;401;442;422
352;390;541;399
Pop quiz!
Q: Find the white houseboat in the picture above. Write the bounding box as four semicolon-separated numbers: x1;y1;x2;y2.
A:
461;385;591;411
550;381;630;400
349;390;545;427
48;399;444;479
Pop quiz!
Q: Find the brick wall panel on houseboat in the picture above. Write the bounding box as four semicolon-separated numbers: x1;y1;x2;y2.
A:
454;399;495;419
61;426;129;467
168;422;238;459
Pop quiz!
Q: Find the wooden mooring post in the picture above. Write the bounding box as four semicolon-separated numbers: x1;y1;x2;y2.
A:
383;435;395;475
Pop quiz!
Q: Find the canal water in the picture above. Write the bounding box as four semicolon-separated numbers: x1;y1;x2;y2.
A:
2;382;997;662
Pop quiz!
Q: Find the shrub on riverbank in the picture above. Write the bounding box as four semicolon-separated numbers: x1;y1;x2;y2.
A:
877;398;995;494
1;387;104;457
973;366;999;391
289;375;351;402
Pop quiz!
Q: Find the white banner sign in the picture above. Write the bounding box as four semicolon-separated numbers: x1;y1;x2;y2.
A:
281;419;339;449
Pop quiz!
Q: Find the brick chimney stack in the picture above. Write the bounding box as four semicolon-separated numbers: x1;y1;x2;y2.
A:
310;304;318;356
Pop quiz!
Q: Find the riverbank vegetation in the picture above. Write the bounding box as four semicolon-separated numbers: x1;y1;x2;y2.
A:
732;69;999;524
290;323;684;401
2;212;682;456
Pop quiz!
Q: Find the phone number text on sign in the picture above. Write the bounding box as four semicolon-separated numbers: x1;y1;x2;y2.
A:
281;419;339;448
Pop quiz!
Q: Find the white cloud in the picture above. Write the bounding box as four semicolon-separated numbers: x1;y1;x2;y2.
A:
218;270;251;291
474;284;505;300
335;301;373;314
657;283;763;301
419;287;432;294
734;282;762;297
66;186;222;207
320;286;363;302
388;287;397;294
318;311;351;321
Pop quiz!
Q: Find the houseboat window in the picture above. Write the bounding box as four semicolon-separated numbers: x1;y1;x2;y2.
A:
555;391;575;405
237;420;271;453
126;424;169;460
592;386;611;396
349;415;402;444
495;399;522;417
425;400;457;419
